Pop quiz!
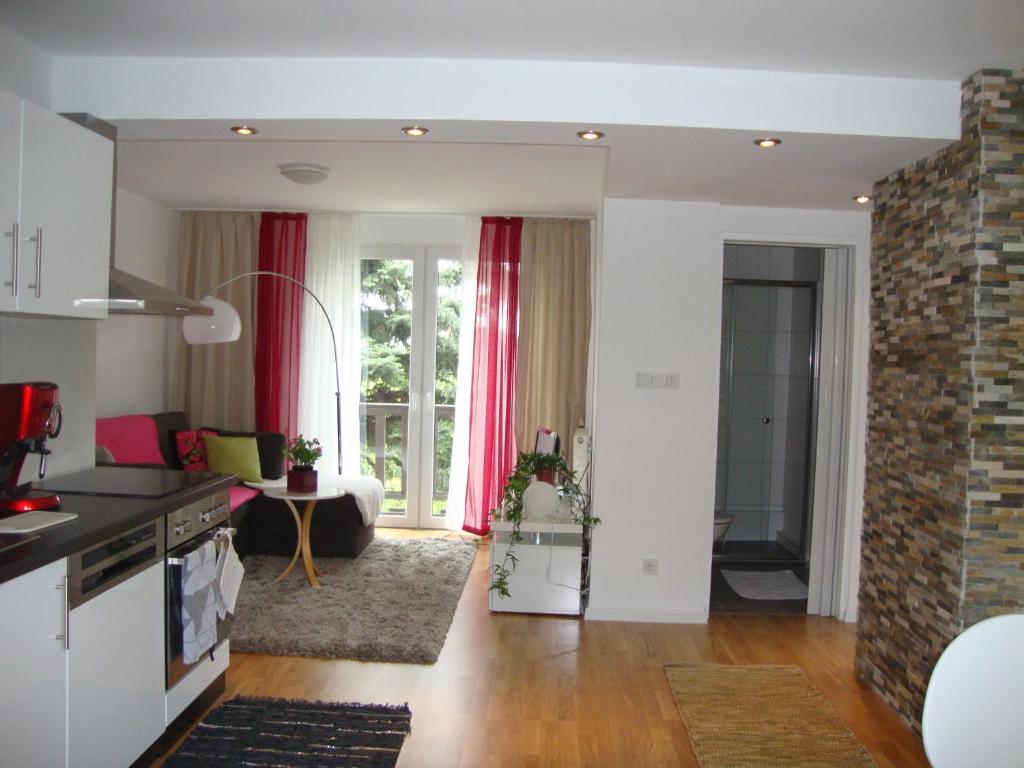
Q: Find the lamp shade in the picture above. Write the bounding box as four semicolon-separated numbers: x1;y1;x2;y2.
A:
182;297;242;344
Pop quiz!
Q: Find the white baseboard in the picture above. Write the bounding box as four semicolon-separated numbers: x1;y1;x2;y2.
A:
585;607;709;624
839;606;858;624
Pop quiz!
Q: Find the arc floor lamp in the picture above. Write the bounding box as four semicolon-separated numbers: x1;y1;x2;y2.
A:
181;270;343;474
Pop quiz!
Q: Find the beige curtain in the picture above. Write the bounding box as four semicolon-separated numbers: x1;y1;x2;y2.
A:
515;218;591;466
172;212;259;430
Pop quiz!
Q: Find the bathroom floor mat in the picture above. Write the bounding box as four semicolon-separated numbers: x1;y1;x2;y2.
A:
721;568;808;600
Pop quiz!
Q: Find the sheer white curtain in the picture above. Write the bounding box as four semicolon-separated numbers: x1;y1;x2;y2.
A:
298;214;363;477
444;217;481;530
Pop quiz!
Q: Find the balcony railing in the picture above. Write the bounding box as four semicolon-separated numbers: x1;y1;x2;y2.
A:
360;401;455;515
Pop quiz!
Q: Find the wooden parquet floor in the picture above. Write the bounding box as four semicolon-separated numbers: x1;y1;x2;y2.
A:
154;529;928;767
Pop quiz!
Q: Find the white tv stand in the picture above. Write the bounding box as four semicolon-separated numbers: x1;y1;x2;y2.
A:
488;516;590;615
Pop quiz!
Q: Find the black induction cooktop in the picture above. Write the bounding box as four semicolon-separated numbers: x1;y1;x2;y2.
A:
37;467;218;498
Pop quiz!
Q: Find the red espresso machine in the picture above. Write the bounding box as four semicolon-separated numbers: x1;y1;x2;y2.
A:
0;382;63;515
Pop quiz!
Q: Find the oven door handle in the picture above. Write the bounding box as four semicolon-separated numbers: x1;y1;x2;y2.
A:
167;527;236;566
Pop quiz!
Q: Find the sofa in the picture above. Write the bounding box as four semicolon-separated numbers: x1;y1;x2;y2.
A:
95;411;375;559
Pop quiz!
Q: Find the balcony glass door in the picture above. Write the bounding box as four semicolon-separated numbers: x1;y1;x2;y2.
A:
359;245;465;528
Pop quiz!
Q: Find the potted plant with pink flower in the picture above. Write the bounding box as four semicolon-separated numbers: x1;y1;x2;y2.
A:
285;435;323;493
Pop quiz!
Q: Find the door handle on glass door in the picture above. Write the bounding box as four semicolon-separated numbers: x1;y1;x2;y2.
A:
762;418;771;424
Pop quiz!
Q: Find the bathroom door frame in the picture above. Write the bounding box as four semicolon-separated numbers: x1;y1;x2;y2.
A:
720;238;864;620
805;247;857;617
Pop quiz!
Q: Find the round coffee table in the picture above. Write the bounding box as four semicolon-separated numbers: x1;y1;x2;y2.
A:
250;481;346;588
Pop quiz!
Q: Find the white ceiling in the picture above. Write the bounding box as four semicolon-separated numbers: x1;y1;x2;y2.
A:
113;119;952;214
4;0;1023;80
115;134;607;216
7;1;998;214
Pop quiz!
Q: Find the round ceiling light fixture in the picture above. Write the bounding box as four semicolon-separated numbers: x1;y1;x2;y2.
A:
576;129;605;141
401;125;429;137
231;125;258;136
279;163;331;185
753;137;782;149
853;194;873;204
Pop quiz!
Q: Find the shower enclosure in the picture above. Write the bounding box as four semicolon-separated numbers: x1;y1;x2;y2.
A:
715;245;821;560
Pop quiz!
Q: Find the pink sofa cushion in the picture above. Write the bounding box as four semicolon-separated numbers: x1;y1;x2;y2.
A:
229;485;260;512
96;414;166;465
174;429;217;472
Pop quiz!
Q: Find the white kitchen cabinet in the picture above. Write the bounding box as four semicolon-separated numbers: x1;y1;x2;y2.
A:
0;558;69;768
68;559;166;768
0;86;112;319
0;87;21;315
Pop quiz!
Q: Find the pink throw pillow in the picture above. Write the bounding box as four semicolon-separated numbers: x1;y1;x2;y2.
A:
175;429;217;472
95;415;166;465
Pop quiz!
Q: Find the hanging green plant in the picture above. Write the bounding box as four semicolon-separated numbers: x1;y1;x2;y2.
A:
489;451;600;599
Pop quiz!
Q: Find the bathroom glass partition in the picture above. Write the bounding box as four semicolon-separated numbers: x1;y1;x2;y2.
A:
715;279;817;558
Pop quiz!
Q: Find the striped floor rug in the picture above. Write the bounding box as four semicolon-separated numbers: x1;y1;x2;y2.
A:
166;697;412;767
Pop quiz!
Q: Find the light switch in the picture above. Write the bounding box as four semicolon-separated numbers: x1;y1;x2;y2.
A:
635;372;680;389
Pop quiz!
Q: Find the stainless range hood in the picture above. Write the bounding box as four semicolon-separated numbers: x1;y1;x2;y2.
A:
61;113;212;317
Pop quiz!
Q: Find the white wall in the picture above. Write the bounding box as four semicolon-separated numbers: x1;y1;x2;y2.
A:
95;189;179;417
588;199;723;622
587;199;870;623
0;317;96;478
0;24;52;107
360;214;465;246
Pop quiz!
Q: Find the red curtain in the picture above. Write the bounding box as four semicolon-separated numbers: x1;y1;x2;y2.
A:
254;212;307;439
463;217;523;535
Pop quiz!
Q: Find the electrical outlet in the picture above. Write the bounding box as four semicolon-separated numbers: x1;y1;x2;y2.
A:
642;558;659;576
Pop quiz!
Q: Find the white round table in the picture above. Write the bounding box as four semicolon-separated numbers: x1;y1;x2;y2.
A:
248;480;345;588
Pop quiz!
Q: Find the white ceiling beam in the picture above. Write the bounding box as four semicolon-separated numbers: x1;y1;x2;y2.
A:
52;56;960;141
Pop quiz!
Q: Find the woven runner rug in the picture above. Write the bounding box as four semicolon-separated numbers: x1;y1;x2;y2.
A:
665;663;877;767
165;697;412;767
232;537;477;664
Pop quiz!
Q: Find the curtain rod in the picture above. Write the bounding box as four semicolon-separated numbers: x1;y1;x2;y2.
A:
171;206;595;221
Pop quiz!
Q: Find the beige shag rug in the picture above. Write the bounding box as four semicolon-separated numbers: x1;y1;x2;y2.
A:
231;537;477;664
665;663;877;767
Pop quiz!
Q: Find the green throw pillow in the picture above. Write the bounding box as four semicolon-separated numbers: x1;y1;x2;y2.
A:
204;434;263;483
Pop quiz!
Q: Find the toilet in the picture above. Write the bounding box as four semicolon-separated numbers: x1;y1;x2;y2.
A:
713;513;733;544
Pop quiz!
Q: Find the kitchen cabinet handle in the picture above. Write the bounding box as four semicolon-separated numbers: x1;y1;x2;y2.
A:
55;575;69;650
3;221;17;296
26;227;42;298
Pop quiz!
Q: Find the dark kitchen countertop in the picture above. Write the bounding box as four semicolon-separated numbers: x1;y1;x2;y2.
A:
0;470;236;586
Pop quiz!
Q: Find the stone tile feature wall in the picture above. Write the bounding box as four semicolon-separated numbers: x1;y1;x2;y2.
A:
857;69;1023;733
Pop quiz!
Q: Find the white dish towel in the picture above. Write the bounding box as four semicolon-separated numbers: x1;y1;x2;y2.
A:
181;540;219;664
214;530;245;619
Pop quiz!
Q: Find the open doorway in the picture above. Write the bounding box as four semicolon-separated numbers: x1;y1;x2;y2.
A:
710;242;855;615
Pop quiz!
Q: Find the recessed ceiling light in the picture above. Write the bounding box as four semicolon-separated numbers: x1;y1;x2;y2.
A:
401;126;429;137
753;137;782;149
577;129;605;141
853;194;873;204
231;125;258;136
279;163;330;185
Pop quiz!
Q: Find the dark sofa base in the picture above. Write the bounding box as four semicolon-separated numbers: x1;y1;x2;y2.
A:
237;493;375;559
120;411;374;560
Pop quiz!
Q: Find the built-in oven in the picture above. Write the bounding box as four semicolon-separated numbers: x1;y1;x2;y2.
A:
165;489;233;689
